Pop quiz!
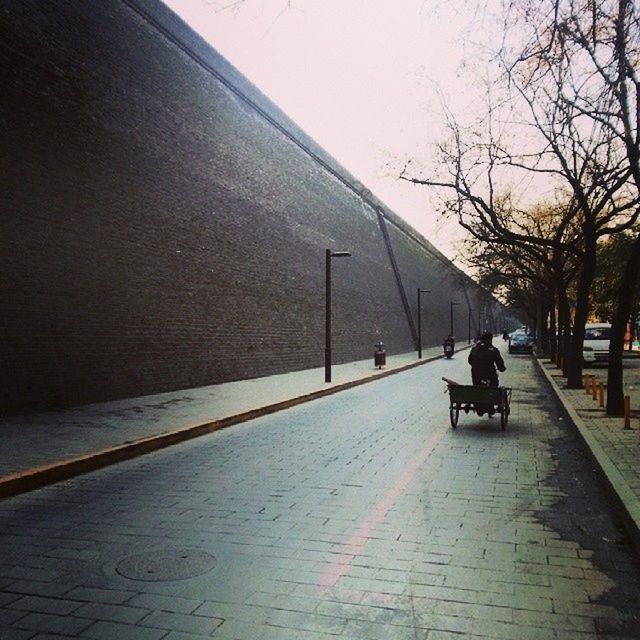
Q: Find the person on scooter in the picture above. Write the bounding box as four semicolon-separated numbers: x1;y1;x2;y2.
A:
443;334;455;357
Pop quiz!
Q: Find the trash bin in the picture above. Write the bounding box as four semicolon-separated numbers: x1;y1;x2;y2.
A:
374;342;386;369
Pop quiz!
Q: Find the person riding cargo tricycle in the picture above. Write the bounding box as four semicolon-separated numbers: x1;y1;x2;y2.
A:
443;331;511;429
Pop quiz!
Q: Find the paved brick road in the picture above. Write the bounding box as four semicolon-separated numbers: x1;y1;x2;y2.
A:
1;352;639;639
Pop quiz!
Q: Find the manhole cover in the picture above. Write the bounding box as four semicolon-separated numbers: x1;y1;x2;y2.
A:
116;549;216;581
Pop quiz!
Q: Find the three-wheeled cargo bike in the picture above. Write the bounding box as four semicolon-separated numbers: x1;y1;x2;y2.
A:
444;379;512;430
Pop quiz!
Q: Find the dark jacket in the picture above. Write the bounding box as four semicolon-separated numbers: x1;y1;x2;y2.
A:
468;342;506;386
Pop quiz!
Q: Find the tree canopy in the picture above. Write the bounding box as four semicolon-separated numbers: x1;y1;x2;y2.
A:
403;0;640;410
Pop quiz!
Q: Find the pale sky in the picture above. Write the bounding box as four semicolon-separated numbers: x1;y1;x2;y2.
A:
162;0;500;260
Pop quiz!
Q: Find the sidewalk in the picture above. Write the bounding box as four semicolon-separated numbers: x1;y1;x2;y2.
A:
537;357;640;556
0;345;451;499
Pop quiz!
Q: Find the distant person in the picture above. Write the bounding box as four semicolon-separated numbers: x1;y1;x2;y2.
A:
443;334;455;358
468;331;506;387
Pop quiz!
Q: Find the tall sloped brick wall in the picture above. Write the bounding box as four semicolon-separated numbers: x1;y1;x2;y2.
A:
0;0;514;415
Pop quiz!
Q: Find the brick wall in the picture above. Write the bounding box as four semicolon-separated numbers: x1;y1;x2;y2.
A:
0;0;515;415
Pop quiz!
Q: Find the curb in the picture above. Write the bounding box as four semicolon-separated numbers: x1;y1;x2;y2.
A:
1;352;448;500
536;358;640;557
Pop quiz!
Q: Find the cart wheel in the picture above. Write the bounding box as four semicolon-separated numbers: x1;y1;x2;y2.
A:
500;390;509;430
450;405;459;429
500;407;507;429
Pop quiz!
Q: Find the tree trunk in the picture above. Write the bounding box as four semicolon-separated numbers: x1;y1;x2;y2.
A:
557;284;572;375
628;309;637;351
535;299;543;352
540;301;551;356
566;246;597;388
606;232;640;414
549;295;557;358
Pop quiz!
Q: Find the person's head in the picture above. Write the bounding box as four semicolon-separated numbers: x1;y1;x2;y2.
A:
481;331;493;345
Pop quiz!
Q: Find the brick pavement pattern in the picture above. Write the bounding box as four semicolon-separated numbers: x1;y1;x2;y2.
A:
0;349;444;487
1;351;640;638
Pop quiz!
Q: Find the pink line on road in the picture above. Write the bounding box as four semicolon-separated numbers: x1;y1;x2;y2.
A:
317;427;447;592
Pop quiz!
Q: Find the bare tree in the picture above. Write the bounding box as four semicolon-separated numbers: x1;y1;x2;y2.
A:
510;0;640;412
403;0;640;394
203;0;296;13
459;204;580;358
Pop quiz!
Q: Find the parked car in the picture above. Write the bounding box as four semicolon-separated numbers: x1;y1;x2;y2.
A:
508;333;534;354
583;322;611;365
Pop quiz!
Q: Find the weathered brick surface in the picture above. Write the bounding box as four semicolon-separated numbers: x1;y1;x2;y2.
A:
1;0;509;414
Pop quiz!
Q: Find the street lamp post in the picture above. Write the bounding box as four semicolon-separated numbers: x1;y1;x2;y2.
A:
417;288;431;359
450;301;459;337
325;249;351;383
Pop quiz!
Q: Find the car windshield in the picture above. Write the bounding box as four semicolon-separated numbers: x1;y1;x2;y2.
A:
585;328;610;340
512;335;529;342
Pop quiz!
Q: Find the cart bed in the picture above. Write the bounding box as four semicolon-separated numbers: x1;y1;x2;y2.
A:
446;383;512;430
448;384;503;404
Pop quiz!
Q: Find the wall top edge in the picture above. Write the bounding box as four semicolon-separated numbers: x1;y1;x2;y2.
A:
122;0;500;303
